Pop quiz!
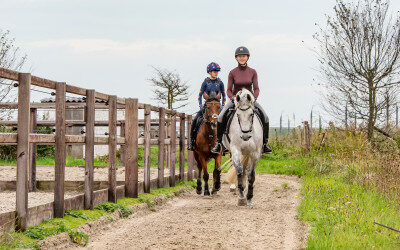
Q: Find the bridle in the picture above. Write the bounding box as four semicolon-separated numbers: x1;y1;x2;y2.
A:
236;105;254;134
204;99;220;126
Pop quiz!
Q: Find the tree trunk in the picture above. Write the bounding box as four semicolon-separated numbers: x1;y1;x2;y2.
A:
367;84;375;139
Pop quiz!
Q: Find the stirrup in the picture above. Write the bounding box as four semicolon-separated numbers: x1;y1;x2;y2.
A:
211;142;222;154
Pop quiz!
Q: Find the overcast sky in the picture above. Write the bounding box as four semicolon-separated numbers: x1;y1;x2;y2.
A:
2;0;400;126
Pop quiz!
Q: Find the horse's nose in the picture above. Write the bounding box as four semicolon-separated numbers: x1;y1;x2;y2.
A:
212;114;218;119
241;134;252;141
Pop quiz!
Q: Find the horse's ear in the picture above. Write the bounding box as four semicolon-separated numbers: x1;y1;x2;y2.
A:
247;94;251;102
236;95;240;103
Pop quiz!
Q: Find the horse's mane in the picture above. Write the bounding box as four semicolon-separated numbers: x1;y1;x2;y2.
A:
206;97;220;103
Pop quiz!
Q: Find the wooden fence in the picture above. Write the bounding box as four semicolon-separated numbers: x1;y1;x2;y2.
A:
0;68;195;231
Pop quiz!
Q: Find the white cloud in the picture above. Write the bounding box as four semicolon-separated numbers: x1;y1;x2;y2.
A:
25;38;228;54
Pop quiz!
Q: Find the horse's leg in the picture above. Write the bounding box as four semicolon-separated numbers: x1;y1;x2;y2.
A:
232;150;246;206
246;161;256;207
211;154;222;195
194;153;202;195
203;158;210;196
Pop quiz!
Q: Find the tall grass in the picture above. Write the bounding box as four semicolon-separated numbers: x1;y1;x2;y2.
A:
269;125;400;248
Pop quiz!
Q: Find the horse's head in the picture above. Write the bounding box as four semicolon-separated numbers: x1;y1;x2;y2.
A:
204;93;221;129
234;89;255;141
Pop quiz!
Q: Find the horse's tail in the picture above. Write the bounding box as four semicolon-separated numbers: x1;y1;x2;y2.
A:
226;155;249;185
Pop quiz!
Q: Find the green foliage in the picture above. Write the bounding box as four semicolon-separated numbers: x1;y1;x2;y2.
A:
23;221;88;246
0;232;40;250
65;210;90;220
94;203;133;217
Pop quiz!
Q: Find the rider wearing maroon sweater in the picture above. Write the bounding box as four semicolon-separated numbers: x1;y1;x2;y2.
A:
211;46;272;154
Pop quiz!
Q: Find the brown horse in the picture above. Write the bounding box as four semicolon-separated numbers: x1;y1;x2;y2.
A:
194;95;222;196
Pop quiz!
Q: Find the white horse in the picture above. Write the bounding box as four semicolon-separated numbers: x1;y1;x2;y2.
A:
223;89;263;206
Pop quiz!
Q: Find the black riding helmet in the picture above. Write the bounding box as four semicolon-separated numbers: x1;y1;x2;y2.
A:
235;46;250;57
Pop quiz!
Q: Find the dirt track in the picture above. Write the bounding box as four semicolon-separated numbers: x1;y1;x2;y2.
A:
70;174;308;250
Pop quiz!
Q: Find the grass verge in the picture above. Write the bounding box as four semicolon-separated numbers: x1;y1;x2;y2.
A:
0;180;195;249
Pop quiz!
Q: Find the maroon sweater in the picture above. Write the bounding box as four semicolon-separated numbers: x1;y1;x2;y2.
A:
227;65;259;99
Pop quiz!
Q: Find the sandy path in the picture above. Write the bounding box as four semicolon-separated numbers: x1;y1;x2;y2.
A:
70;174;307;250
0;166;170;182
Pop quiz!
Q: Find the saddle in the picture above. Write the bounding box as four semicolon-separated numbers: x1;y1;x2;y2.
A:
223;106;263;144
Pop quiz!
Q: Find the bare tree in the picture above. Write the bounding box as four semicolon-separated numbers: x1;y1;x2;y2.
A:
0;30;27;120
148;66;190;110
316;0;400;139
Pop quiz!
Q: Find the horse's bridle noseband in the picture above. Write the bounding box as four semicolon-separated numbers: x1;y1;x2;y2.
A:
237;105;254;133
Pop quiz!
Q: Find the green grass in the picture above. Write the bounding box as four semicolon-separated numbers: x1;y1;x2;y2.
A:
299;174;400;249
0;180;195;249
0;156;116;167
262;141;400;249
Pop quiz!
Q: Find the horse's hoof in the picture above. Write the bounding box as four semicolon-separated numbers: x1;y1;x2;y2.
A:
230;184;236;193
204;190;210;196
196;189;202;195
247;200;254;208
238;197;246;206
211;189;218;195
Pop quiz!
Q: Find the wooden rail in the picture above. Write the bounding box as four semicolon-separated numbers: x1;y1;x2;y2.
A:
0;68;194;231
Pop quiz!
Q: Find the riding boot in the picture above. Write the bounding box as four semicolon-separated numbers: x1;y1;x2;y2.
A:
187;116;198;151
263;122;272;154
211;121;224;153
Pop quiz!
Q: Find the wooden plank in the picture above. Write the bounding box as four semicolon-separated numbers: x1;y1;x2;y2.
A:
15;73;31;231
187;115;194;181
0;102;124;110
120;122;126;166
125;98;139;197
157;108;166;188
84;90;95;209
54;82;66;218
0;67;19;81
143;104;151;193
108;95;117;202
31;76;57;89
179;116;186;180
0;133;17;143
29;108;37;192
169;111;177;187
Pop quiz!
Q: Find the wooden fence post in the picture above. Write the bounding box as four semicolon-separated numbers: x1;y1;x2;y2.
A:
125;98;139;197
158;108;166;188
120;122;126;166
15;73;31;231
54;82;66;218
84;89;95;209
29;108;37;192
179;115;185;180
187;115;194;181
108;95;117;202
166;119;171;182
143;104;151;193
303;121;311;154
169;111;177;187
